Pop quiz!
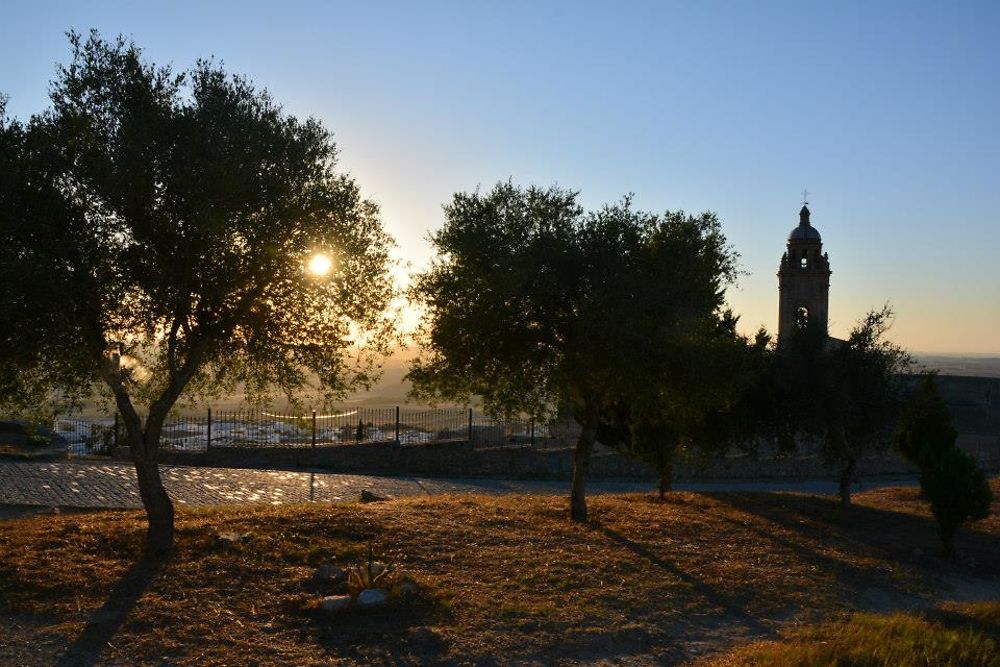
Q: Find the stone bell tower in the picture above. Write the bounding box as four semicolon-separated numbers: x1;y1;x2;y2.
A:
778;204;832;342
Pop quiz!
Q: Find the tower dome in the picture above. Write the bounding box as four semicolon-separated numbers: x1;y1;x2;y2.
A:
788;205;822;241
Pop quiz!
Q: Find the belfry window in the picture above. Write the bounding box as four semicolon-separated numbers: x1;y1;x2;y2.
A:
800;251;808;269
795;306;810;329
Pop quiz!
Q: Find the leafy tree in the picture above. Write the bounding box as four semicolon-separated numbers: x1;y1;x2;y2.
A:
0;33;395;554
894;374;992;554
598;312;758;497
775;307;911;505
408;182;738;520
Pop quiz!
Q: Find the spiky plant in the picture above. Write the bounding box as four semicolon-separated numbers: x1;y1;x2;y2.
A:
345;545;398;596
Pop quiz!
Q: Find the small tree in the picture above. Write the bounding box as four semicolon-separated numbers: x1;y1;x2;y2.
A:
408;182;738;521
0;33;395;554
895;375;993;554
921;448;993;555
599;313;757;497
776;307;910;505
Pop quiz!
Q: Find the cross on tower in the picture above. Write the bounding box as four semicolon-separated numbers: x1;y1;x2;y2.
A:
801;188;810;206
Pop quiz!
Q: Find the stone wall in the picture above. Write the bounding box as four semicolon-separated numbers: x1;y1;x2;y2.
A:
116;434;999;481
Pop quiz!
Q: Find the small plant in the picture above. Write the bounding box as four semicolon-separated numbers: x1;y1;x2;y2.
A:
921;448;993;556
345;545;398;597
354;419;366;442
894;375;993;554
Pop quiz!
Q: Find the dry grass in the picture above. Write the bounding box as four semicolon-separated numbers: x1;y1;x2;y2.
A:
1;480;998;666
700;601;1000;666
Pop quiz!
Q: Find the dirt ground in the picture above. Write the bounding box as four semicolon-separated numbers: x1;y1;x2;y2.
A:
1;480;998;666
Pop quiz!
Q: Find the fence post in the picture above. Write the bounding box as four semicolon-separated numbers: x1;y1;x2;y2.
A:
312;410;317;448
206;407;212;451
395;406;400;444
530;418;535;446
468;408;473;442
113;412;119;451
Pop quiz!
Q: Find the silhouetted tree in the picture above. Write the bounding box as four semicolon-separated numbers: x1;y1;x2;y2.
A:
922;448;992;555
776;307;911;505
598;312;759;498
0;32;395;554
894;375;993;554
408;182;738;521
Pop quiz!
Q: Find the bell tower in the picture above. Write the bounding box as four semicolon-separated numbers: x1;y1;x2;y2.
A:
778;204;832;342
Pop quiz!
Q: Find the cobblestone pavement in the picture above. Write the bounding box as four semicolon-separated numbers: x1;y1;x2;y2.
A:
0;461;916;510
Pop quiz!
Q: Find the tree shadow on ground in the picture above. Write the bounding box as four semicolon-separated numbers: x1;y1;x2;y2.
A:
707;491;1000;578
55;556;164;667
595;522;772;634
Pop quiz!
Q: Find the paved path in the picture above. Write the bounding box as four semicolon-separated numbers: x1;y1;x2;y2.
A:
0;461;917;510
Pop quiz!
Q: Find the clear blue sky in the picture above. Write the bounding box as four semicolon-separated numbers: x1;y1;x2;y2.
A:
3;1;998;353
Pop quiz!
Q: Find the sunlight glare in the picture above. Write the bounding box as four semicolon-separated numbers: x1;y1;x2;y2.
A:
308;253;333;277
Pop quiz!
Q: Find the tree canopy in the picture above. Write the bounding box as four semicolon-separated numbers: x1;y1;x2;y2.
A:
0;32;396;552
771;307;911;504
408;181;739;520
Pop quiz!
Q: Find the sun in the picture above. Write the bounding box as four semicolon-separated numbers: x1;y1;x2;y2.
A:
308;253;333;277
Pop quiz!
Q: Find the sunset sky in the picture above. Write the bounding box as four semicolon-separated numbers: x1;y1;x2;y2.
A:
3;1;998;353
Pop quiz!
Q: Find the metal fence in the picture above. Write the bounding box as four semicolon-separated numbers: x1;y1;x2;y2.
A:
55;407;547;456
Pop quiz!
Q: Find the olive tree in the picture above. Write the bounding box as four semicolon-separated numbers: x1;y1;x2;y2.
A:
597;312;759;498
0;33;395;554
775;307;911;505
408;182;738;521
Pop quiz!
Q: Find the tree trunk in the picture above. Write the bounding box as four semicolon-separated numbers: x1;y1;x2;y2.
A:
134;456;174;555
125;417;175;556
658;461;674;499
838;456;856;506
570;408;599;523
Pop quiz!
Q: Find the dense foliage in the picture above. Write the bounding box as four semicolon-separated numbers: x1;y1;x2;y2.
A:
408;181;739;519
0;32;395;552
770;307;911;504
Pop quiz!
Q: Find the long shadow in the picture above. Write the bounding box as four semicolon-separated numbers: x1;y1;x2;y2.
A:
55;556;165;667
707;490;1000;576
595;523;770;636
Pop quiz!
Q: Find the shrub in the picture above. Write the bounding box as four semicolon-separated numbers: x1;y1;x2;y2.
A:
894;374;992;554
921;448;993;555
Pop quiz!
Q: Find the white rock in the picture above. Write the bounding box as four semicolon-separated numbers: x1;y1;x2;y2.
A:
356;588;389;607
319;595;352;612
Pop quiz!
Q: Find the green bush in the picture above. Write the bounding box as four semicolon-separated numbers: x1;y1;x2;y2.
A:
921;448;993;555
894;374;992;554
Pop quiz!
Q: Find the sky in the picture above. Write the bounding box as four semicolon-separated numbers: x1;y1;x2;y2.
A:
2;1;998;354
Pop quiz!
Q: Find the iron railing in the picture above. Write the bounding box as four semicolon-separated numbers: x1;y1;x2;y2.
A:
55;406;548;456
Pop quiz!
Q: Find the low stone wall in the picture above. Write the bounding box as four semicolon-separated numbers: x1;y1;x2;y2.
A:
116;435;1000;481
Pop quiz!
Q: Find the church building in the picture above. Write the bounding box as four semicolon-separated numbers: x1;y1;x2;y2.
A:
777;204;832;342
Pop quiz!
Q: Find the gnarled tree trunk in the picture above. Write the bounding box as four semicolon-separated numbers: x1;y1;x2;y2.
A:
570;406;600;523
134;454;174;554
120;411;175;556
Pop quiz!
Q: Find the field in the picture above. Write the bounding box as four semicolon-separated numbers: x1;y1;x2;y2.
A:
1;481;998;665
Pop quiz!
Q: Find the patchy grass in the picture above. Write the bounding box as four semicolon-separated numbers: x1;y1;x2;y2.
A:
0;480;998;665
700;602;1000;666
